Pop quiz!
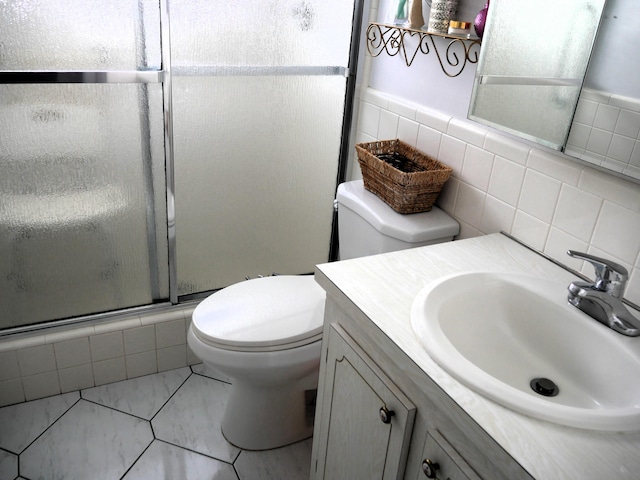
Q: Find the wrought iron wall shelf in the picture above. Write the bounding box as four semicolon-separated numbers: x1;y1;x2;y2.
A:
366;23;481;77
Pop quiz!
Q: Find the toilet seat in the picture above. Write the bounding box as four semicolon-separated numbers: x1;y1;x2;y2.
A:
191;275;325;352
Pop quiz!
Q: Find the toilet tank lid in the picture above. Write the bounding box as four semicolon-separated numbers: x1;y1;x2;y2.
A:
336;180;459;243
191;275;325;348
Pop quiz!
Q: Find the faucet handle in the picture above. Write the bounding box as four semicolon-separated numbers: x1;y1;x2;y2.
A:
567;250;628;298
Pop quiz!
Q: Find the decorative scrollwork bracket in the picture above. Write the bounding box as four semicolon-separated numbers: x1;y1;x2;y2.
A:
366;23;481;78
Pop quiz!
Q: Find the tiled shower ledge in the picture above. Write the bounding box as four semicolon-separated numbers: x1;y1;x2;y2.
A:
0;303;203;408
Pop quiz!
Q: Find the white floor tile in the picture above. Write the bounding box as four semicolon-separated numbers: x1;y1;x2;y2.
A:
122;440;238;480
20;399;153;480
0;449;18;480
82;367;191;420
152;374;240;463
235;438;313;480
0;391;79;453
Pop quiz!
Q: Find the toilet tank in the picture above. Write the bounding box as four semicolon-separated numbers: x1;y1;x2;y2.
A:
336;180;459;260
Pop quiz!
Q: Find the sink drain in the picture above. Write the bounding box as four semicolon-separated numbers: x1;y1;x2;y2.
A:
530;377;559;397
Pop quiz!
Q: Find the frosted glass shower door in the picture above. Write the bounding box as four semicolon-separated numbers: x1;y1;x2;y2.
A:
171;0;357;294
0;0;168;329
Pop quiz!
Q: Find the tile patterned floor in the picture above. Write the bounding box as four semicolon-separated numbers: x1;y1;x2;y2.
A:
0;364;312;480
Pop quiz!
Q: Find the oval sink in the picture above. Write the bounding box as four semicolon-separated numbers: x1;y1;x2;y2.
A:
411;272;640;431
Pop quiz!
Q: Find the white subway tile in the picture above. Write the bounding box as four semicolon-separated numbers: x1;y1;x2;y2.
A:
0;378;25;407
453;182;485;228
438;134;467;176
157;345;188;373
0;351;20;382
125;351;157;379
586;128;613;156
139;309;184;326
17;344;56;377
447;118;486;148
358;102;381;138
44;325;95;345
22;371;60;401
518;170;562;224
593;104;620;132
511;211;550;252
544;227;589;270
483;132;530;165
362;88;389;109
388;97;418;120
460;145;494;191
93;316;141;335
54;338;91;370
93;357;126;386
436;177;459;214
552;185;602;242
615;110;640;138
578;167;640;212
591;201;640;264
488;156;525;206
90;331;124;362
0;335;45;353
608;135;635;163
455;220;481;240
480;196;516;235
156;319;187;350
59;364;95;393
573;98;598;125
416;125;442;158
378;110;399;139
416;106;451;132
397;117;419;146
527;148;582;186
123;325;156;355
566;123;591;150
626;269;640;306
609;94;640;113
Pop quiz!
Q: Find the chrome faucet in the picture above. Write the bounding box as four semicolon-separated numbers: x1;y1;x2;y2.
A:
566;251;640;337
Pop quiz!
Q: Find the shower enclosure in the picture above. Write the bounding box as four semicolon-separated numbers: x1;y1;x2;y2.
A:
0;0;360;332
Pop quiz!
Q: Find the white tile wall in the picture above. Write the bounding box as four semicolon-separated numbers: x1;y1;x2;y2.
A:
353;87;640;307
566;88;640;180
0;304;201;407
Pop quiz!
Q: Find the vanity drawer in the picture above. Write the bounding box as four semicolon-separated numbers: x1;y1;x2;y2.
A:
417;430;481;480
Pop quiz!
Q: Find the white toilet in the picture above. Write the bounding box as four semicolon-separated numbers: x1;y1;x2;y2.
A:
187;179;459;450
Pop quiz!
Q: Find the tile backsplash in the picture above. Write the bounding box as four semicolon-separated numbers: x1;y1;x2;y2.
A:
566;88;640;180
352;87;640;306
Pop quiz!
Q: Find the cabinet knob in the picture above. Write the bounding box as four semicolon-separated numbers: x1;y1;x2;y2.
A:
379;406;395;424
421;458;440;478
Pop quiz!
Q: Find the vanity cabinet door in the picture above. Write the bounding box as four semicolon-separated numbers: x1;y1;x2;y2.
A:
415;430;482;480
312;323;416;480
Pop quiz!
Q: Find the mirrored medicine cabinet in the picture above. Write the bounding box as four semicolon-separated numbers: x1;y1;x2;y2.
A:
468;0;640;183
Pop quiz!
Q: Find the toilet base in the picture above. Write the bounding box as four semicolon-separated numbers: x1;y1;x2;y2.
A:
221;376;316;451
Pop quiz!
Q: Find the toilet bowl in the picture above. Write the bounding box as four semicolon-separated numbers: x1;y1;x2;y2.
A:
188;179;460;450
187;274;325;450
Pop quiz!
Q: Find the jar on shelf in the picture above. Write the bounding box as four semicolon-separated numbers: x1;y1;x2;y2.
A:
426;0;459;34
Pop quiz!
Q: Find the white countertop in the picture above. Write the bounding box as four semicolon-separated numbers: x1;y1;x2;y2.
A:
315;233;640;480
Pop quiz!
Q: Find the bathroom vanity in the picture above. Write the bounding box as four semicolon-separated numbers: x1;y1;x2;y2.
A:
310;233;640;479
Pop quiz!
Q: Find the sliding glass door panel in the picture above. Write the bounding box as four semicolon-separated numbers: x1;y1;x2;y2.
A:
173;75;346;294
0;0;161;70
0;83;168;328
168;0;355;68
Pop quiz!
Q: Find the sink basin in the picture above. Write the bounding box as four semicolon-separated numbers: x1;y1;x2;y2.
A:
411;272;640;431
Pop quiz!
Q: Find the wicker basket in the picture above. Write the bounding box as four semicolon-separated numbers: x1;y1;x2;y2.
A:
355;139;452;214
